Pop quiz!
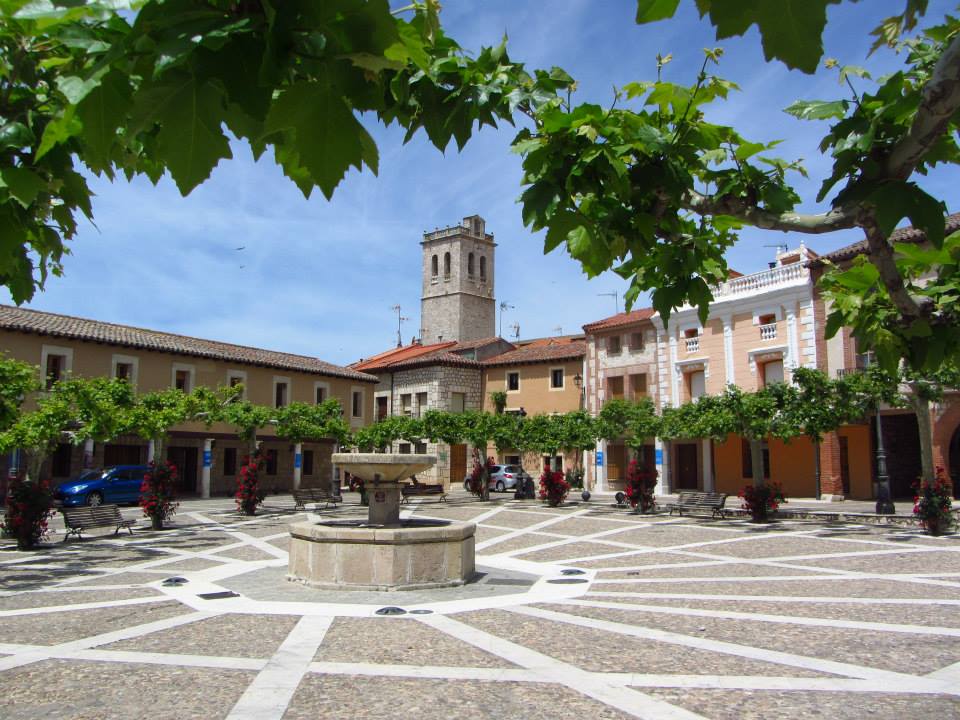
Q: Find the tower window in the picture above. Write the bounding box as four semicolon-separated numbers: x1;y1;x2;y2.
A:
468;252;475;277
443;252;451;278
479;256;486;281
431;254;438;277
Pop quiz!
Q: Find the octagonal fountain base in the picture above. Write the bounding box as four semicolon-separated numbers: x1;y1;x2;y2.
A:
287;518;476;591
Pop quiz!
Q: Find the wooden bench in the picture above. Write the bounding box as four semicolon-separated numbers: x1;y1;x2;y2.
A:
292;487;342;510
401;482;447;503
61;504;136;541
665;492;728;518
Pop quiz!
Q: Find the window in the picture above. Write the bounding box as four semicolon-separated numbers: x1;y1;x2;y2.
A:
607;376;624;401
758;313;776;325
468;252;475;277
630;373;647;399
172;363;194;392
416;392;428;416
302;450;314;475
352;390;364;418
741;439;770;479
629;332;645;351
443;252;451;278
398;443;411;454
683;328;700;353
543;455;563;472
52;442;72;477
314;382;329;405
479;256;486;281
227;370;246;400
265;449;278;476
376;395;388;421
505;455;521;466
400;393;412;415
688;370;706;400
45;353;66;389
414;441;427;454
112;355;138;386
550;368;564;389
431;254;438;277
507;371;520;392
762;360;784;386
223;448;237;477
274;379;289;408
41;345;72;389
450;392;466;413
607;335;621;354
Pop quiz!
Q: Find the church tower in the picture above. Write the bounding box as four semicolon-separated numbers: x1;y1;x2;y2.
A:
420;215;496;343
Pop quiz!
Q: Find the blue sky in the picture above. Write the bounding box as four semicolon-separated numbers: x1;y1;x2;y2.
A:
4;1;958;366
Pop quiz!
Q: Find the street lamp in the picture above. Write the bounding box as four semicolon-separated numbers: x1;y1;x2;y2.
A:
866;353;895;514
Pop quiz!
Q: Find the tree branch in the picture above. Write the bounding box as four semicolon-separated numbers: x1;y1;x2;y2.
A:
884;33;960;179
681;190;858;234
860;212;932;320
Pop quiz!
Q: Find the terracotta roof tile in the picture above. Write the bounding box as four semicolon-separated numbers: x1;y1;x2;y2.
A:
388;351;483;371
0;305;377;382
809;212;960;267
351;341;456;372
582;307;655;332
482;341;586;367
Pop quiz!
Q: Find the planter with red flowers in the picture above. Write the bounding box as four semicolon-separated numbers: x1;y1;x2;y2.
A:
140;460;180;530
913;469;955;536
2;474;55;550
738;482;786;523
624;459;658;514
539;468;570;507
236;453;264;516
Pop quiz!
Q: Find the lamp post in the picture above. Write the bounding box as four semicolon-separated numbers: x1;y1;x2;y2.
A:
867;353;895;514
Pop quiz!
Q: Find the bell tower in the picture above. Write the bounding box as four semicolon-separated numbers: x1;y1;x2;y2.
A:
420;215;496;344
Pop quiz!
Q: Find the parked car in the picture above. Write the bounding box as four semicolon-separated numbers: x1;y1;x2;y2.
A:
54;465;151;507
463;464;531;493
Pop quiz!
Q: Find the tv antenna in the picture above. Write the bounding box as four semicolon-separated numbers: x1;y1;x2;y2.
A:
498;301;515;338
390;305;409;347
764;243;789;255
509;322;520;340
552;325;563;336
598;291;619;313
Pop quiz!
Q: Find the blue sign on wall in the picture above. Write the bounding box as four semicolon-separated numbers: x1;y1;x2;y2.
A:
596;451;604;466
655;448;663;466
294;453;302;469
202;450;212;467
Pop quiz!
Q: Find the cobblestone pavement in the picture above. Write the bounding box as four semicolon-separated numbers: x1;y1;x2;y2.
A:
1;491;959;719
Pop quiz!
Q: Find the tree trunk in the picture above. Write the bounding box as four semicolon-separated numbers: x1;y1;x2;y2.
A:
907;388;935;482
749;438;765;488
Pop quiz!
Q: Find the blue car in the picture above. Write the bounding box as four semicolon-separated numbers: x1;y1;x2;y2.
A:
55;465;151;507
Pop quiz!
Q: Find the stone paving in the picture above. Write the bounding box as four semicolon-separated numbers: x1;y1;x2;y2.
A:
1;491;958;719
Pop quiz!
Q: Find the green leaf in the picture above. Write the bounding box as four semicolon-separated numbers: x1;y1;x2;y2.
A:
784;99;847;120
0;168;47;208
869;182;947;248
36;107;82;160
635;0;682;23
0;122;35;150
264;79;378;200
76;70;132;170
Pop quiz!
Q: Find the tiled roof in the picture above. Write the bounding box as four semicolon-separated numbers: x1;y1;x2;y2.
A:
582;307;655;332
514;334;585;347
388;350;484;371
482;341;586;367
351;341;456;372
809;212;960;267
0;305;378;383
448;337;505;351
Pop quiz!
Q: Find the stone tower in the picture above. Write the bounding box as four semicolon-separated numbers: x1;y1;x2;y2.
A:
420;215;496;343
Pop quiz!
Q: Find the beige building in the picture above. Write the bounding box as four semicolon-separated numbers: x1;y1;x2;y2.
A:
0;305;377;496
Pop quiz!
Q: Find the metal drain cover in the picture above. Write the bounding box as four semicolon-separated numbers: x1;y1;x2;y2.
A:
561;569;585;576
375;606;407;616
547;578;589;584
161;577;188;586
197;591;240;600
409;609;433;615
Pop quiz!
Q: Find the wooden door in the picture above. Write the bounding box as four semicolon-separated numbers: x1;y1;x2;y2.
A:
167;446;199;494
676;443;699;490
839;436;851;496
450;444;467;486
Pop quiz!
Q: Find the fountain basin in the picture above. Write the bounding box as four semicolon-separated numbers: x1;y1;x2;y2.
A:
288;518;475;591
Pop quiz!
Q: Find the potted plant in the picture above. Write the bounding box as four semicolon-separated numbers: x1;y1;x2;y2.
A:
624;459;658;514
539;467;570;507
490;390;507;415
2;473;55;550
913;469;954;536
140;460;180;530
738;482;786;523
235;452;264;516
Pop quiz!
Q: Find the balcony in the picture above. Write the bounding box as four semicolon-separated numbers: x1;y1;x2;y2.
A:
759;323;777;340
713;262;808;300
684;337;700;353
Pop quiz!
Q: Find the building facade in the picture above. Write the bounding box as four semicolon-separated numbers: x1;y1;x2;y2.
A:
0;306;377;497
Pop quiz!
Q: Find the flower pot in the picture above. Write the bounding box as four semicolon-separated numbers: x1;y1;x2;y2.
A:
925;518;944;536
151;515;163;530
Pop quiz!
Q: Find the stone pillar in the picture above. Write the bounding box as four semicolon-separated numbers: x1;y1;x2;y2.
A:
367;478;402;526
293;442;303;490
654;438;665;496
660;440;671;494
201;438;212;499
702;438;714;492
819;432;844;501
598;439;607;493
147;440;155;463
83;438;94;469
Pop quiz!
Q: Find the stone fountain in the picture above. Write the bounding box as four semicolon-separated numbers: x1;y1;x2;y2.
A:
287;453;476;591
